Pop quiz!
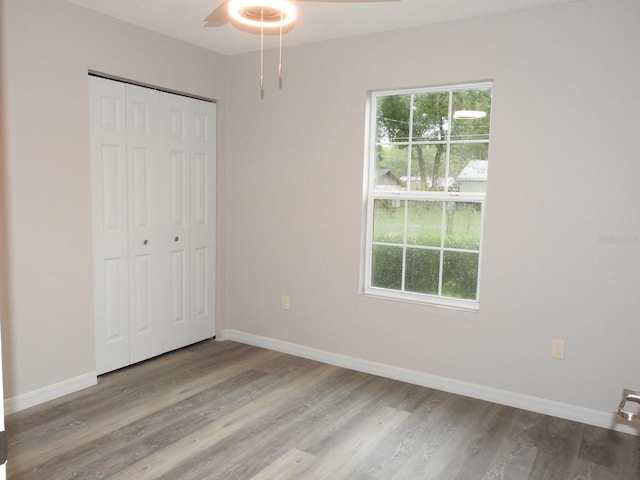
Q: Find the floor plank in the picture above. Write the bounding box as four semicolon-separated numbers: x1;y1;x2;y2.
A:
250;449;316;480
6;340;640;479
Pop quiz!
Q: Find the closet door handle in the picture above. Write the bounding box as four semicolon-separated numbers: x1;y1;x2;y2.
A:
174;236;180;242
143;239;148;245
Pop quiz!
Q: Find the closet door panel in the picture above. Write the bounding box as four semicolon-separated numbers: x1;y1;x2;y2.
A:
170;152;188;227
90;77;130;375
103;258;127;342
101;145;125;233
169;151;189;341
100;142;128;345
170;250;188;325
132;254;151;334
162;94;192;351
126;85;170;364
189;100;216;342
193;246;209;317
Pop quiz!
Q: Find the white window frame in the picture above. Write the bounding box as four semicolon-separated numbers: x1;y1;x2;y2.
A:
362;82;492;311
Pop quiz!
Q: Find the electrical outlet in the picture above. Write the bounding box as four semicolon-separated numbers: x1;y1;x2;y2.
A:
281;295;290;311
552;339;565;359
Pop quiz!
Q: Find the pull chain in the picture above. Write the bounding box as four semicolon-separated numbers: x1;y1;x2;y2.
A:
260;8;265;100
278;12;283;89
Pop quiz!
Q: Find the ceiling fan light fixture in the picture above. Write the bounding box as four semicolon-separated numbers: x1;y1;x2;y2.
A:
453;110;487;120
228;0;297;28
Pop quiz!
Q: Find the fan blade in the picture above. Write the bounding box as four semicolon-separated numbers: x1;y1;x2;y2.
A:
204;0;231;27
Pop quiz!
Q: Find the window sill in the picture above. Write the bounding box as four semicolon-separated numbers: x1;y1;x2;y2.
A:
363;288;480;313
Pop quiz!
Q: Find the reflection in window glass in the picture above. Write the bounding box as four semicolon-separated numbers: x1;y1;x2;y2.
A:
451;89;491;141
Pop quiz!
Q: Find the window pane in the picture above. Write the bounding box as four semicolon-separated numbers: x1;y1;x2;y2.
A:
405;248;440;295
373;199;404;243
412;92;450;142
371;245;403;290
407;200;442;247
451;89;491;141
442;251;479;300
375;145;408;191
377;94;411;144
444;202;482;250
449;144;489;193
411;145;447;191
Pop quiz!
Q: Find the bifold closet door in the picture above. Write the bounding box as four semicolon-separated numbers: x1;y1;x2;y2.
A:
126;83;173;365
187;98;216;344
90;76;216;375
90;78;130;375
160;93;217;352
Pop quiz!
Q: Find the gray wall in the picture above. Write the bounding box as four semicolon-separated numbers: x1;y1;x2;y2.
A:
1;0;639;424
224;0;640;416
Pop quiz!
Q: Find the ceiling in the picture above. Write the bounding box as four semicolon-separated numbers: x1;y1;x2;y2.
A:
66;0;577;56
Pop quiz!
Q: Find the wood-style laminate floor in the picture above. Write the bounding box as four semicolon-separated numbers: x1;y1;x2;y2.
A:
6;340;640;479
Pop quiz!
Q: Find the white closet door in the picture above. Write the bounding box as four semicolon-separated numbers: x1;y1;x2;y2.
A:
90;77;130;374
189;99;217;343
162;93;192;351
126;84;171;364
91;77;216;374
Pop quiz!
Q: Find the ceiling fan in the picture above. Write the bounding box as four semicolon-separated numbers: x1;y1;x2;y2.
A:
204;0;400;28
204;0;399;99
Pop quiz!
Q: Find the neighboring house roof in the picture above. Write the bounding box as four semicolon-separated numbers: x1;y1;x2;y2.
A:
457;160;488;182
376;168;402;186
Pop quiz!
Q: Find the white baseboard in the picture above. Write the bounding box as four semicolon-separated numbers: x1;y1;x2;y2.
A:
4;372;97;415
221;329;639;436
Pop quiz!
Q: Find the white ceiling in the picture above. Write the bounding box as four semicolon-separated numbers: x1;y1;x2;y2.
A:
66;0;577;56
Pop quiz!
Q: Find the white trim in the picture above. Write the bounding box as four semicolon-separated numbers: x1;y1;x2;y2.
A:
4;372;97;415
374;80;493;98
222;329;639;436
364;287;480;312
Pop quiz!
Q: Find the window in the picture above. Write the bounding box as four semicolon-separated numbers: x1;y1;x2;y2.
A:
363;82;492;310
